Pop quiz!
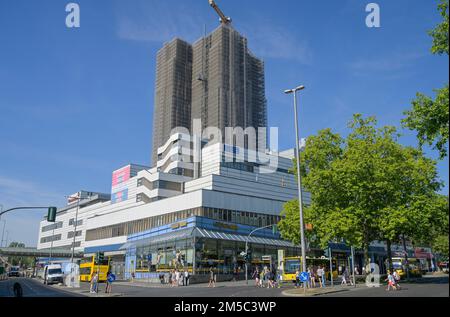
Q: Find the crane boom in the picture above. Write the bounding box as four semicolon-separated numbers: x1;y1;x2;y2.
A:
209;0;232;25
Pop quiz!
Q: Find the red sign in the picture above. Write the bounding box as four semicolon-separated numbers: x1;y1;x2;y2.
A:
415;248;432;259
112;165;131;187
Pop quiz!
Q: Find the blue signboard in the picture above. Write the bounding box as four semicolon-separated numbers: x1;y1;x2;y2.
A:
107;273;116;283
300;272;309;283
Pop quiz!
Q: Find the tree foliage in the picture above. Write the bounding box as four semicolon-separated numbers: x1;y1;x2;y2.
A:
403;0;449;159
278;114;445;267
7;241;33;268
403;85;449;159
430;0;449;55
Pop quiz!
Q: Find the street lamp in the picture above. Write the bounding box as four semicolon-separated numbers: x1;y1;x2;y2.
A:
1;220;6;248
66;194;83;288
244;224;274;284
284;84;307;274
4;231;9;248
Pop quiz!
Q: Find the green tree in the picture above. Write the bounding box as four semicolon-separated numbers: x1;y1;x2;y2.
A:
403;0;449;159
403;85;449;159
8;242;33;268
430;0;449;55
278;115;444;269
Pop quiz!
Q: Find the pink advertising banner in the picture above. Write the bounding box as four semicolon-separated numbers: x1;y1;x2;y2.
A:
112;165;131;187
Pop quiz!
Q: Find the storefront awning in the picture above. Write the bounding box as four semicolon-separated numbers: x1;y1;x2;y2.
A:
194;228;298;248
120;228;195;250
119;227;298;250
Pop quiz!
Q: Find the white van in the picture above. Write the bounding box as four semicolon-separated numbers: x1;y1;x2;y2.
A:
43;264;63;285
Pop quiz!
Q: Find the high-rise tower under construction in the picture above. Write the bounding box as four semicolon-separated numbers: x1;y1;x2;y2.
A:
151;25;267;166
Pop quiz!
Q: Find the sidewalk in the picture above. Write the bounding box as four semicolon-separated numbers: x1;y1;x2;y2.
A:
114;279;252;289
282;284;363;297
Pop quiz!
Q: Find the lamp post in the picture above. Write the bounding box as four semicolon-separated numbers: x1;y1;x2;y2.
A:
1;220;5;248
67;194;83;288
284;85;307;274
0;204;4;247
244;224;274;284
4;231;9;248
69;196;82;265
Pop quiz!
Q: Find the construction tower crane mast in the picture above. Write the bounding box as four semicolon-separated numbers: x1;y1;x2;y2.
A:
209;0;232;25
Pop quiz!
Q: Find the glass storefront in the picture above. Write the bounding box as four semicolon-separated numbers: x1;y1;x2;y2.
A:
127;235;301;276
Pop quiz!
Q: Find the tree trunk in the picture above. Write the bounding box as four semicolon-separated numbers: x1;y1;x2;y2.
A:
363;240;370;274
386;239;393;273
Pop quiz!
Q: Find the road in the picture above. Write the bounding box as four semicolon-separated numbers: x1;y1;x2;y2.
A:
0;277;83;297
1;275;448;297
55;275;448;297
62;280;287;297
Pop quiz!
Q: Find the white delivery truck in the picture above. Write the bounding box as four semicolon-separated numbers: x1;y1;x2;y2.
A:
43;264;64;285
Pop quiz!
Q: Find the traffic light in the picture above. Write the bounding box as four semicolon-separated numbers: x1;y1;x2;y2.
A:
47;207;57;222
98;252;105;262
272;224;278;235
245;250;252;262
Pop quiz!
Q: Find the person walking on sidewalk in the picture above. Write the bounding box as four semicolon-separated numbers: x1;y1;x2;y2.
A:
385;270;397;291
295;270;301;288
252;267;260;287
341;267;348;286
393;270;401;290
309;267;316;288
317;266;325;288
105;271;115;294
183;269;190;286
208;267;216;288
90;272;98;293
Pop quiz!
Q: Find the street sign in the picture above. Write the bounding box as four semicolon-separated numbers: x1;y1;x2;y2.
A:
107;273;116;283
300;271;309;283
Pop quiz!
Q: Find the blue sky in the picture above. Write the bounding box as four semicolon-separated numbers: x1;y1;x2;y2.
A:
0;0;448;246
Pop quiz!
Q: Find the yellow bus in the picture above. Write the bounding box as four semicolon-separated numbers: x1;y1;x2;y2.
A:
282;257;338;282
79;255;110;282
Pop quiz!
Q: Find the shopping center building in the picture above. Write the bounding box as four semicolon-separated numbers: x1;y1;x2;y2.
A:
38;133;311;280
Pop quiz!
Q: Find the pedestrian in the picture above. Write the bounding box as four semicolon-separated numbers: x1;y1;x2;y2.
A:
256;269;262;287
341;267;348;286
295;270;301;288
263;268;270;288
309;267;316;288
208;267;216;288
317;266;325;288
90;272;98;293
276;270;283;288
232;266;238;282
184;269;190;286
385;270;397;291
169;270;174;287
393;270;401;290
175;269;181;287
252;268;260;287
106;271;115;294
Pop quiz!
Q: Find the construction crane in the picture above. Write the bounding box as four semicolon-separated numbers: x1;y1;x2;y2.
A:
209;0;232;25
